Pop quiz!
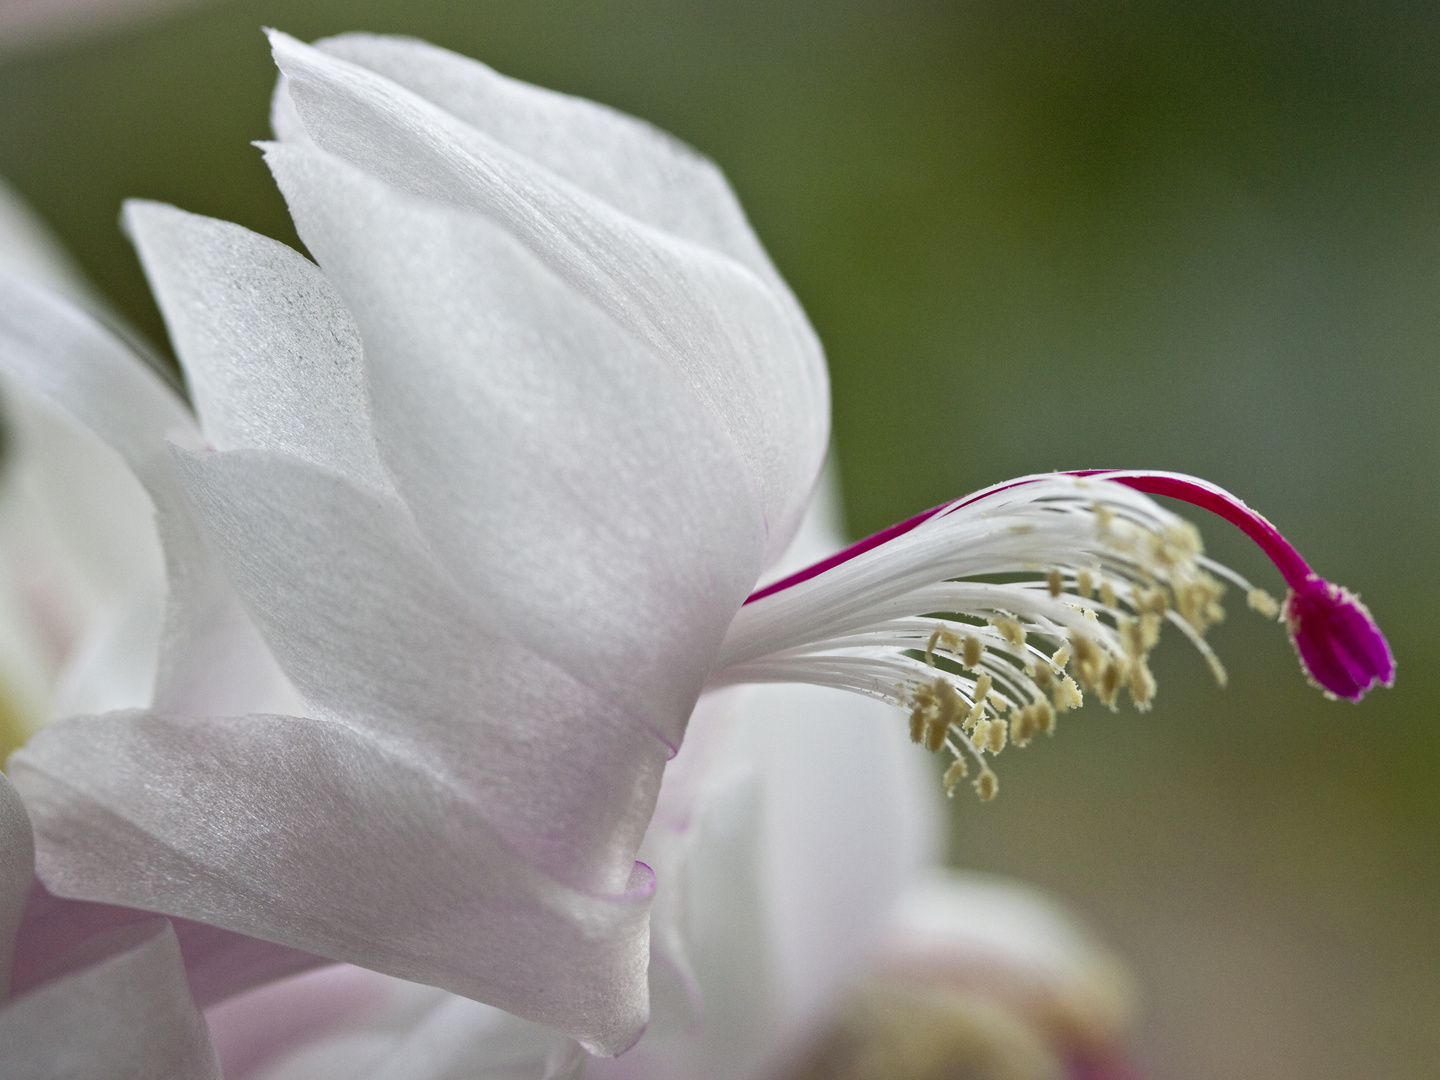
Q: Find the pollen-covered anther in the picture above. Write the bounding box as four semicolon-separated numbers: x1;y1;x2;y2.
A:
974;768;999;802
1247;588;1280;620
1070;632;1106;689
1133;586;1169;617
963;700;986;734
1051;646;1071;669
969;717;990;749
1010;708;1035;748
992;618;1026;648
1033;663;1055;692
1077;569;1096;598
1035;699;1056;735
1052;675;1083;712
1175;572;1226;633
1128;658;1156;710
1100;581;1117;610
1119;617;1141;658
973;673;993;703
1098;657;1128;709
942;757;969;796
1150;521;1203;567
974;716;1006;753
924;627;961;666
1047;568;1065;598
961;634;984;669
910;676;966;753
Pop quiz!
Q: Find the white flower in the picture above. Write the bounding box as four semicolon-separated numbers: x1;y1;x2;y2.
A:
0;31;1387;1060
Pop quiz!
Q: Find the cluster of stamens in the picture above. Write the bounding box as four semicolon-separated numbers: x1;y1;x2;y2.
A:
717;470;1391;808
904;508;1274;801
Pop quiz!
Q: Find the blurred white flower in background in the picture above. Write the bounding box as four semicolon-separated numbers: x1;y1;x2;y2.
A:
0;0;212;52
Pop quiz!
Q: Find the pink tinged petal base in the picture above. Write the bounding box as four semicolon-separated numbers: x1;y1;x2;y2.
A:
9;709;655;1056
203;964;387;1080
0;919;221;1079
8;878;326;1006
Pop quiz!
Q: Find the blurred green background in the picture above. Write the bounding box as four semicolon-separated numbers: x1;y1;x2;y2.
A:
0;1;1435;1076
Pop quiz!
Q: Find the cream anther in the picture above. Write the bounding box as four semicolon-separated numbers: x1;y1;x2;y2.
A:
1047;568;1064;598
1247;588;1280;620
954;635;979;669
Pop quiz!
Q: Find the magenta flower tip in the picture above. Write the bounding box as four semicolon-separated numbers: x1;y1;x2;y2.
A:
1284;576;1395;702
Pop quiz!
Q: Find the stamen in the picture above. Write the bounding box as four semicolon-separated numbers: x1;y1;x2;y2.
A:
961;634;984;669
715;470;1393;801
1247;588;1280;619
942;757;968;795
1053;676;1083;712
974;768;999;802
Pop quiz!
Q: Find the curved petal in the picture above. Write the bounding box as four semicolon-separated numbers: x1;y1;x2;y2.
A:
267;32;827;561
262;144;764;746
170;447;672;890
10;709;652;1055
0;919;220;1080
295;33;782;286
123;200;390;493
0;266;191;471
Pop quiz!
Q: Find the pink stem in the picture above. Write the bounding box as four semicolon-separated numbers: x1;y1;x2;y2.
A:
1062;470;1314;588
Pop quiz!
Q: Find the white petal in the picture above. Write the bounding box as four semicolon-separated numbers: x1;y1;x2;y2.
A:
262;145;763;744
10;710;652;1056
612;686;939;1080
0;266;192;471
0;919;220;1079
745;683;941;1034
267;32;827;561
0;391;165;721
599;762;777;1080
0;772;34;995
123;201;390;492
300;33;781;286
171;447;670;889
0;270;299;718
601;484;941;1076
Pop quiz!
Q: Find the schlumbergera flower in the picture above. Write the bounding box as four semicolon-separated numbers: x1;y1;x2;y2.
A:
0;30;1392;1060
